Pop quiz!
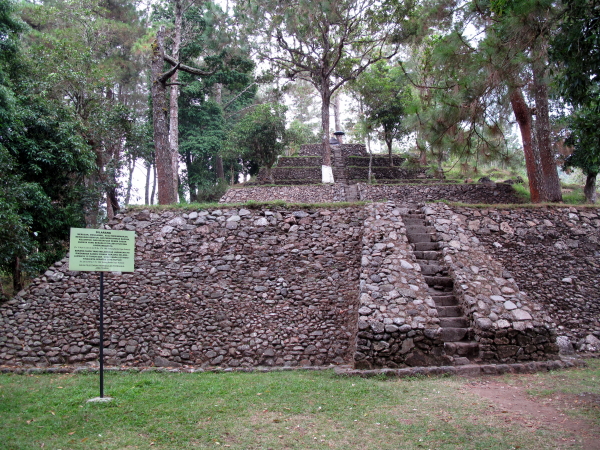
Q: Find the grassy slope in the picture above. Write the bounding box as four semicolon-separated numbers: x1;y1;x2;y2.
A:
1;361;599;450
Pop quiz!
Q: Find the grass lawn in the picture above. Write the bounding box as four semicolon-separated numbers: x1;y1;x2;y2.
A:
1;361;599;450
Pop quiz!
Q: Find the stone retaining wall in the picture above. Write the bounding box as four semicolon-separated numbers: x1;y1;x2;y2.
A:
274;156;322;167
0;207;364;368
355;203;443;369
220;185;346;204
221;183;522;205
256;167;321;184
297;144;367;157
424;203;559;363
432;205;600;351
298;144;323;157
340;144;367;157
2;201;593;370
359;183;523;204
346;156;407;167
348;167;430;181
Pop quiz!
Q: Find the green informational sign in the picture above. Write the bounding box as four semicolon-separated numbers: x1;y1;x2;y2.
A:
69;228;135;272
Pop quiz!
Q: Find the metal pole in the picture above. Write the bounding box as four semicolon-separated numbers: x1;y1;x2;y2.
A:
99;271;104;398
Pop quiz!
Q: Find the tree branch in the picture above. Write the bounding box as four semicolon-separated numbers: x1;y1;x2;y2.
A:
158;63;180;84
163;54;215;76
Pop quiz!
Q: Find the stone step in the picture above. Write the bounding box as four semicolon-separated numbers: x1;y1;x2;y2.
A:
412;242;439;251
431;294;459;306
436;305;463;317
418;264;447;276
405;225;436;234
407;233;433;243
439;317;469;328
424;276;453;288
439;327;468;342
417;259;445;267
402;219;427;226
413;251;439;260
429;287;454;294
346;185;359;202
444;341;479;357
401;214;425;220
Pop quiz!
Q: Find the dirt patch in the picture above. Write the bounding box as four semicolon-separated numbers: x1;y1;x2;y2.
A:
465;380;600;449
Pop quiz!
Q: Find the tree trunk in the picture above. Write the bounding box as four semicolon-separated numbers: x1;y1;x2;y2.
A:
321;91;331;166
367;132;373;184
584;172;597;203
509;87;542;203
107;187;119;219
152;28;178;204
417;129;427;165
106;192;115;220
214;83;226;182
151;162;157;205
333;94;342;137
144;161;151;205
532;59;562;202
385;129;393;166
436;147;443;178
321;87;333;183
215;155;225;181
169;0;183;202
124;156;135;206
185;149;198;203
12;256;22;292
83;174;99;227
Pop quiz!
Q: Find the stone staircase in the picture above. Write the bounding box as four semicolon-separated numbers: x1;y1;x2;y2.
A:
345;184;359;202
331;145;361;202
401;207;480;364
331;146;348;185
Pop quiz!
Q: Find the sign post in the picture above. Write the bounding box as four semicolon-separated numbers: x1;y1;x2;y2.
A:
69;228;135;401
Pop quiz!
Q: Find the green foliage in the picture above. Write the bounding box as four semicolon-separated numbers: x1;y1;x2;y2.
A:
350;60;411;154
226;104;288;178
551;0;600;193
404;29;521;170
241;0;415;159
285;120;318;155
177;28;259;198
1;92;94;276
19;0;147;218
563;106;600;177
0;0;95;287
551;0;600;108
0;0;21;124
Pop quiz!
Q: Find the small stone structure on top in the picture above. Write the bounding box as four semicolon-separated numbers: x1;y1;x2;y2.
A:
255;143;432;185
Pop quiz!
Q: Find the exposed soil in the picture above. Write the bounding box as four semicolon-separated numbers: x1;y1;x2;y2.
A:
465;380;600;450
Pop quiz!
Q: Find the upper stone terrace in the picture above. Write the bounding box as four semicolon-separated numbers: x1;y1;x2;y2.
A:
255;143;432;185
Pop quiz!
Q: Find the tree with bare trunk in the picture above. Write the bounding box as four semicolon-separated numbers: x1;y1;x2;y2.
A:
151;25;215;204
240;0;413;183
403;0;563;201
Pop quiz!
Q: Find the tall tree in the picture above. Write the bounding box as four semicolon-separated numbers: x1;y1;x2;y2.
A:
403;0;563;200
151;25;214;204
476;0;563;202
226;103;288;184
551;0;600;202
20;0;148;221
350;60;411;164
1;0;94;291
179;51;257;201
241;0;413;183
151;0;247;203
